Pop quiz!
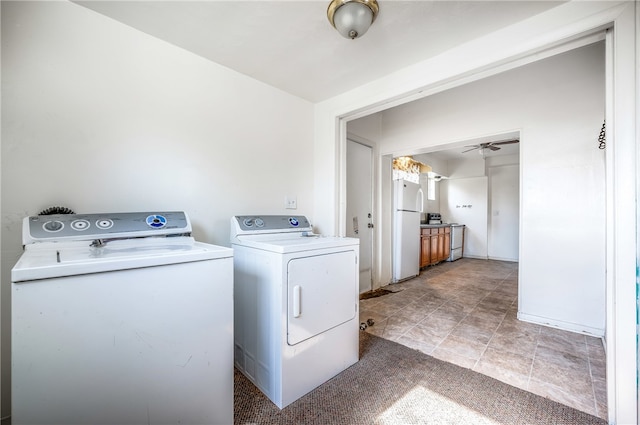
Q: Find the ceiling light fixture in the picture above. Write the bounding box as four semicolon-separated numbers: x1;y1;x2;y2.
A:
327;0;379;40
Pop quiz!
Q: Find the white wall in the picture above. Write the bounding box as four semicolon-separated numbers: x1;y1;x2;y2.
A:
347;114;381;144
441;177;489;259
411;153;447;214
418;173;440;214
0;1;313;417
412;153;449;177
447;157;486;179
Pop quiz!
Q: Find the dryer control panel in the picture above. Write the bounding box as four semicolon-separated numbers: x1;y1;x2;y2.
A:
23;211;191;244
232;215;311;233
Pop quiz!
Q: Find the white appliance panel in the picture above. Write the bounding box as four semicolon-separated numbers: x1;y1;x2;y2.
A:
393;210;420;282
450;248;463;261
392;180;423;283
12;237;227;282
394;179;422;212
233;235;358;254
451;226;464;248
231;215;359;409
12;257;233;425
287;251;357;345
448;225;465;262
232;247;281;398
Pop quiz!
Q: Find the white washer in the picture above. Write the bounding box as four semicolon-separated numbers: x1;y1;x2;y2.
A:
12;211;233;425
231;215;359;408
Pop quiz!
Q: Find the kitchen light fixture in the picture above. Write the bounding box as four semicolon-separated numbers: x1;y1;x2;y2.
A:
392;156;431;174
327;0;379;39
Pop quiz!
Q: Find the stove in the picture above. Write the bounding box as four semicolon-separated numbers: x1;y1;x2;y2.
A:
425;212;442;224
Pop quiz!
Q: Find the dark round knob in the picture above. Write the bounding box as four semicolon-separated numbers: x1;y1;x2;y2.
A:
44;221;63;232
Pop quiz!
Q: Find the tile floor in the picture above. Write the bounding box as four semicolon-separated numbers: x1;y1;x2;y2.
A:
359;258;607;420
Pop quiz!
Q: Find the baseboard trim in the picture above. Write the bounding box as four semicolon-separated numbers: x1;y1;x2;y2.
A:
487;256;518;262
518;312;604;337
462;254;488;260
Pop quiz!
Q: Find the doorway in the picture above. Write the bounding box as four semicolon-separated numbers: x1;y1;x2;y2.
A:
346;139;374;293
346;38;609;416
331;6;636;421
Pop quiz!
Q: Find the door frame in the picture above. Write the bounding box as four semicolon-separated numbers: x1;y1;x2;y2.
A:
331;4;636;423
345;137;375;292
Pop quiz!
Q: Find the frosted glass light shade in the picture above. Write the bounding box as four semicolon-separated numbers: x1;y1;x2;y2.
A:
327;0;379;40
333;2;373;39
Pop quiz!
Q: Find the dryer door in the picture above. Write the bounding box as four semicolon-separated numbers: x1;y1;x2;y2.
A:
287;250;357;345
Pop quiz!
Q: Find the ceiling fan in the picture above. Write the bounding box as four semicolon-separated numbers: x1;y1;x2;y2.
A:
461;139;519;154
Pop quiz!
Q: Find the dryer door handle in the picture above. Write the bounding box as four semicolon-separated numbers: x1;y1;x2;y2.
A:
293;285;302;318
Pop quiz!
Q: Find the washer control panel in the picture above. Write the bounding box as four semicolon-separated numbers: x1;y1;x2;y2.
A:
233;215;311;233
24;211;191;244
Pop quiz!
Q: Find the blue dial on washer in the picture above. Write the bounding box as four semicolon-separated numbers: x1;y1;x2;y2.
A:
288;217;299;227
146;214;167;228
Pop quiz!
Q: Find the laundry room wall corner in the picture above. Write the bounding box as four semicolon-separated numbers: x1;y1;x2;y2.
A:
0;1;314;418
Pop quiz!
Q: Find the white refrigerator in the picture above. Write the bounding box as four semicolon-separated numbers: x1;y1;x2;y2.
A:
393;179;423;282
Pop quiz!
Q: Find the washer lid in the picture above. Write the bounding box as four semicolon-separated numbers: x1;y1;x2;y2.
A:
233;235;358;254
12;237;233;282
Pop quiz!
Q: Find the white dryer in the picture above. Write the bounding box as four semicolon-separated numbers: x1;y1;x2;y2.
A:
12;212;233;425
231;215;359;408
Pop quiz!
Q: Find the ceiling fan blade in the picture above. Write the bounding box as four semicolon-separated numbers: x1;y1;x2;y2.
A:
491;139;519;146
488;145;501;151
461;147;479;153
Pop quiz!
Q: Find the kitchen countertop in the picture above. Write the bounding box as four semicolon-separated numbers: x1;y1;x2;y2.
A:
420;224;450;228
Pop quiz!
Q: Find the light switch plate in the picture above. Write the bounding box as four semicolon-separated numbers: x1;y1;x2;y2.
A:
285;196;297;209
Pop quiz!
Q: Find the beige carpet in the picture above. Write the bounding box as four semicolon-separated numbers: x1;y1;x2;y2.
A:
234;332;606;425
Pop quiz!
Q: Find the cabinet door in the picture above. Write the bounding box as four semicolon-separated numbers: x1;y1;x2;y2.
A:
443;231;451;261
430;234;439;264
437;234;445;262
420;236;430;268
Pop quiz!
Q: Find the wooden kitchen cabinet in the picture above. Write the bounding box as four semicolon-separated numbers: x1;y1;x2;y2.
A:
443;228;451;260
420;226;451;267
430;231;440;264
420;231;431;268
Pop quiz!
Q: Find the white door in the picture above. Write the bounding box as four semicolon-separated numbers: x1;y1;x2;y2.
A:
286;251;357;345
488;165;519;261
346;140;373;293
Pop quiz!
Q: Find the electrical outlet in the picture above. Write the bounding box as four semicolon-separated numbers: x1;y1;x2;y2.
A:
285;196;297;209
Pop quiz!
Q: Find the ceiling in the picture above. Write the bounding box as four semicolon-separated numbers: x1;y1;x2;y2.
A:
74;1;563;103
412;131;521;162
